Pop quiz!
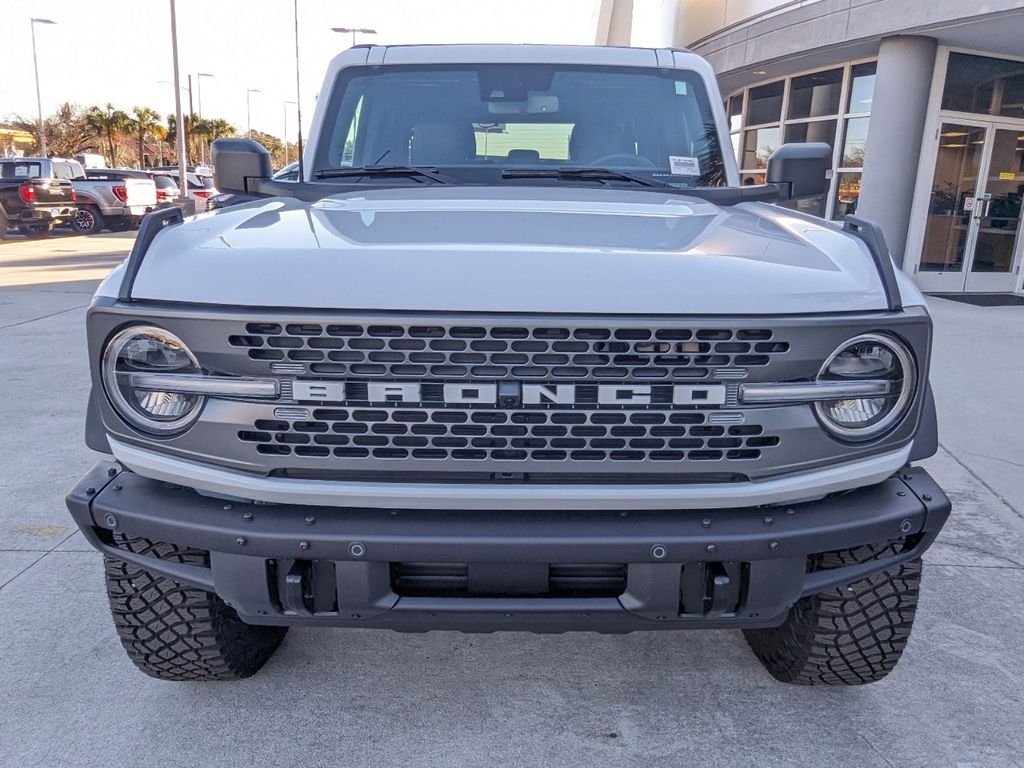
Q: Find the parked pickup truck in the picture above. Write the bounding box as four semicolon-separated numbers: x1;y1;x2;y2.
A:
71;165;158;233
68;44;951;686
0;158;77;239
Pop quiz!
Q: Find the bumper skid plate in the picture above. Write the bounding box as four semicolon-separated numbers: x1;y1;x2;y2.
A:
67;461;950;633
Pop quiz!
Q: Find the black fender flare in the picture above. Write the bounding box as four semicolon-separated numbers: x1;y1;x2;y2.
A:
85;386;112;454
909;381;938;462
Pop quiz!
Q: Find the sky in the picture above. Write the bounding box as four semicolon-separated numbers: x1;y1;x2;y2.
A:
1;0;603;141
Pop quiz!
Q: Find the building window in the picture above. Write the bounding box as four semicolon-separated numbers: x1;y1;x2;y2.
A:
787;69;843;120
726;60;877;220
942;52;1024;119
746;81;784;126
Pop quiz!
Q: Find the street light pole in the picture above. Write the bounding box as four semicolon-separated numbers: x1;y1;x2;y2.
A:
168;0;189;199
197;72;214;165
247;89;261;139
283;100;296;165
331;26;377;47
30;18;56;157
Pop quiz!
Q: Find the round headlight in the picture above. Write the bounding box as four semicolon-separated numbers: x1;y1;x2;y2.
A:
814;333;916;440
102;325;203;434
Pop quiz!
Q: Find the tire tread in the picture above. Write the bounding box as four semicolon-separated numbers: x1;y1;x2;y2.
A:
104;534;286;681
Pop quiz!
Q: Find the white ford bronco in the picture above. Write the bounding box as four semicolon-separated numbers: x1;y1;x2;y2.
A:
67;44;950;684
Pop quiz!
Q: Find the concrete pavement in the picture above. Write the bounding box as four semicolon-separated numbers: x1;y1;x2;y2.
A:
1;233;1021;767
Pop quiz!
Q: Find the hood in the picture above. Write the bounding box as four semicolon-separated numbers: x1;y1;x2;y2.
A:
126;186;891;315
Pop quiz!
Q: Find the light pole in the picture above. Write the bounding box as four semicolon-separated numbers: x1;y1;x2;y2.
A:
158;78;192;166
247;88;261;139
331;27;377;47
168;0;188;199
30;18;56;157
283;100;296;166
197;72;214;165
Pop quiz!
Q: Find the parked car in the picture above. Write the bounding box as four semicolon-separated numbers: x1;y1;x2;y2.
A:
146;173;180;204
0;158;77;239
71;165;158;233
149;167;217;209
273;161;298;181
68;44;950;686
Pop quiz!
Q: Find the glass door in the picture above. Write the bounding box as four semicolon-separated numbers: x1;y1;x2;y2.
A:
917;122;1024;292
964;128;1024;292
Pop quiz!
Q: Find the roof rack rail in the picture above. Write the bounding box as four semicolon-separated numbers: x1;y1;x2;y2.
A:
118;207;184;302
842;215;902;312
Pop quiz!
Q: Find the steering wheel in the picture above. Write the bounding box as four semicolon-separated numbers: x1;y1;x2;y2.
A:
589;153;656;169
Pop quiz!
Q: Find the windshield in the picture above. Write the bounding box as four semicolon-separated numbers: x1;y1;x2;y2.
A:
316;64;727;187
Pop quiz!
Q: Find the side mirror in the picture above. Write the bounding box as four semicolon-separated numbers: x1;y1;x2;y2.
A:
766;142;832;200
211;138;272;195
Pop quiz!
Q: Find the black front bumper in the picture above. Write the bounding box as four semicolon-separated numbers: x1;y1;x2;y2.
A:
66;462;950;633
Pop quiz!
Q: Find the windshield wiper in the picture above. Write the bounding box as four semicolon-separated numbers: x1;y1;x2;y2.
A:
502;167;672;188
314;165;455;183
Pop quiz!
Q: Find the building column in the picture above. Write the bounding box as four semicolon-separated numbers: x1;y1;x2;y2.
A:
857;35;938;267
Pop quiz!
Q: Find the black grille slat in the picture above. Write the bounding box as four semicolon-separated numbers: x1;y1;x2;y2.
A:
238;407;778;464
232;323;789;379
229;321;792;465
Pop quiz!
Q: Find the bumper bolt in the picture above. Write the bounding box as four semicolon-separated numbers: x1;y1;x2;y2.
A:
763;516;773;525
706;544;717;553
349;542;366;558
304;515;316;525
299;540;310;551
103;513;118;528
769;541;779;551
235;537;247;547
107;467;117;477
899;519;913;534
112;484;122;491
897;491;906;497
922;493;933;502
701;519;712;528
242;511;253;522
85;487;96;496
651;545;667;560
223;504;233;511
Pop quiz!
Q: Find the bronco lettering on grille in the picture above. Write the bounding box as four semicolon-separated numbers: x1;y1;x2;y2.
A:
291;381;727;406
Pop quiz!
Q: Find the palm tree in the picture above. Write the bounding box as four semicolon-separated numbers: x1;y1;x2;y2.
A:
131;107;162;168
85;103;130;166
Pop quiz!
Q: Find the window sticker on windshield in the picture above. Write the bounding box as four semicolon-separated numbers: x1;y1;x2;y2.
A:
669;156;700;176
674;81;689;96
14;165;28;177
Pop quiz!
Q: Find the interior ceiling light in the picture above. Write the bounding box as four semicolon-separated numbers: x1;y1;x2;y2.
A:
941;131;969;137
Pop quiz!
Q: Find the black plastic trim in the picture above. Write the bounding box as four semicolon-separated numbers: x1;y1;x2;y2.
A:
843;215;903;312
909;382;938;462
66;462;951;632
118;206;184;302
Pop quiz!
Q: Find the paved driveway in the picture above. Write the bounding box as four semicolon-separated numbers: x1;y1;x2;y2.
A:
1;233;1022;767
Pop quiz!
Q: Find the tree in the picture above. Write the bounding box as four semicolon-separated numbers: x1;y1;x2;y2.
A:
131;107;162;168
85;104;131;165
7;103;98;157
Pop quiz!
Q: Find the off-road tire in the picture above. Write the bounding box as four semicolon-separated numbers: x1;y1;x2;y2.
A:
744;543;922;685
104;535;287;681
72;205;105;234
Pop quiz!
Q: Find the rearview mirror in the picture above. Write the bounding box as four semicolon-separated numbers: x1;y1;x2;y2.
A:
766;143;832;200
211;138;272;195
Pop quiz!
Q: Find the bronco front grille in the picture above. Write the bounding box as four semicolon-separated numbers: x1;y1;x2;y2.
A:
229;323;791;380
238;408;780;463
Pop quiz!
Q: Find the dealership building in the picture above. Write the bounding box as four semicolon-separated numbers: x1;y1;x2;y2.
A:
599;0;1024;295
